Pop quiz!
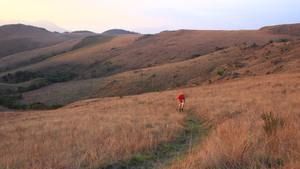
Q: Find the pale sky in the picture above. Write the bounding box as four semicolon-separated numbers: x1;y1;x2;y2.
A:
0;0;299;34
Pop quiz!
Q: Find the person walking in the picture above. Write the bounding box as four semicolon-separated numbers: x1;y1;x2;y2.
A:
177;92;185;111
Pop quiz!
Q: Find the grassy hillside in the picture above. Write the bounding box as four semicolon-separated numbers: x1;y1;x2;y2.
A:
0;24;97;58
71;34;117;51
0;92;187;168
0;24;299;108
260;23;300;36
2;24;299;78
1;23;300;168
102;29;139;35
16;39;300;106
1;73;300;168
0;38;83;73
168;73;300;169
0;34;142;76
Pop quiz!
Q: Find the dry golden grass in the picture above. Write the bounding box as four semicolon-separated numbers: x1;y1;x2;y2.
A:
3;25;300;78
0;94;186;168
90;40;300;98
18;77;107;106
167;73;300;169
0;34;143;76
0;38;83;73
1;73;300;168
18;40;300;111
1;24;300;169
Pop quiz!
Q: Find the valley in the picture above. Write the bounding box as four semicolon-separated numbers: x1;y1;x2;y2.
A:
0;23;300;168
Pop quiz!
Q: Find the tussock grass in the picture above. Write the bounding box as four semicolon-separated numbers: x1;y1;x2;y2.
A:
0;96;185;168
167;73;300;169
1;73;300;168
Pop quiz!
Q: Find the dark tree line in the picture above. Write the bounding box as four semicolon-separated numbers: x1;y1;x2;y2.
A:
0;71;77;110
1;71;44;83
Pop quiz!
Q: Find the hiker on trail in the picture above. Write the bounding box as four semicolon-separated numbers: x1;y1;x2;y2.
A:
177;92;185;111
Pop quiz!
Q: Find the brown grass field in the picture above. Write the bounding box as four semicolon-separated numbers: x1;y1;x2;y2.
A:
1;23;300;169
2;25;300;78
167;73;300;169
18;39;300;106
1;72;300;168
0;38;83;73
0;93;186;168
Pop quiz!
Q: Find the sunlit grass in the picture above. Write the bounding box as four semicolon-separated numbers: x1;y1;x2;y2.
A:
0;96;185;168
1;73;300;168
168;73;300;169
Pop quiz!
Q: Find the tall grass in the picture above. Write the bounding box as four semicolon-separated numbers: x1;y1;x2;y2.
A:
1;73;300;168
0;96;185;168
168;73;300;168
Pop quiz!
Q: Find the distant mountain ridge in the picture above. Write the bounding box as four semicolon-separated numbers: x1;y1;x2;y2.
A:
102;29;139;35
0;23;300;107
0;24;97;58
0;20;70;33
0;24;51;40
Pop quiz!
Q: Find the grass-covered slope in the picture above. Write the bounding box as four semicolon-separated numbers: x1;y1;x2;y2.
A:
168;73;300;169
3;24;300;78
0;92;186;168
71;34;117;51
1;24;300;168
15;39;300;106
0;24;97;58
1;72;300;168
1;24;300;108
0;38;83;73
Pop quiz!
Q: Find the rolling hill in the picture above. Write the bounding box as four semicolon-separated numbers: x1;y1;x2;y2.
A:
0;24;97;58
0;23;299;106
2;24;300;76
1;72;300;168
102;29;139;35
1;23;300;168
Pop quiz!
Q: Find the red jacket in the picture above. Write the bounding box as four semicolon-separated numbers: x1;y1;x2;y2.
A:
177;94;185;102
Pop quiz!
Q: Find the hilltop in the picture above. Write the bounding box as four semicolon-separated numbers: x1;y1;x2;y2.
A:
0;24;97;58
0;23;299;107
260;23;300;36
1;23;300;168
102;29;139;35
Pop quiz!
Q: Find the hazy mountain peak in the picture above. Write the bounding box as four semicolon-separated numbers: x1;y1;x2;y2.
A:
0;19;70;33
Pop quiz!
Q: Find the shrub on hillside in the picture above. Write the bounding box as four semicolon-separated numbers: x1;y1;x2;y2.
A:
261;112;285;136
0;71;44;83
279;39;289;42
215;47;228;51
28;102;49;110
216;70;225;76
1;71;77;84
50;103;66;109
233;61;244;67
46;72;78;83
189;54;201;59
0;94;20;109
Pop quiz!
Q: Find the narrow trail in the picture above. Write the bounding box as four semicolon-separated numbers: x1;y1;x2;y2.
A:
102;112;207;169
